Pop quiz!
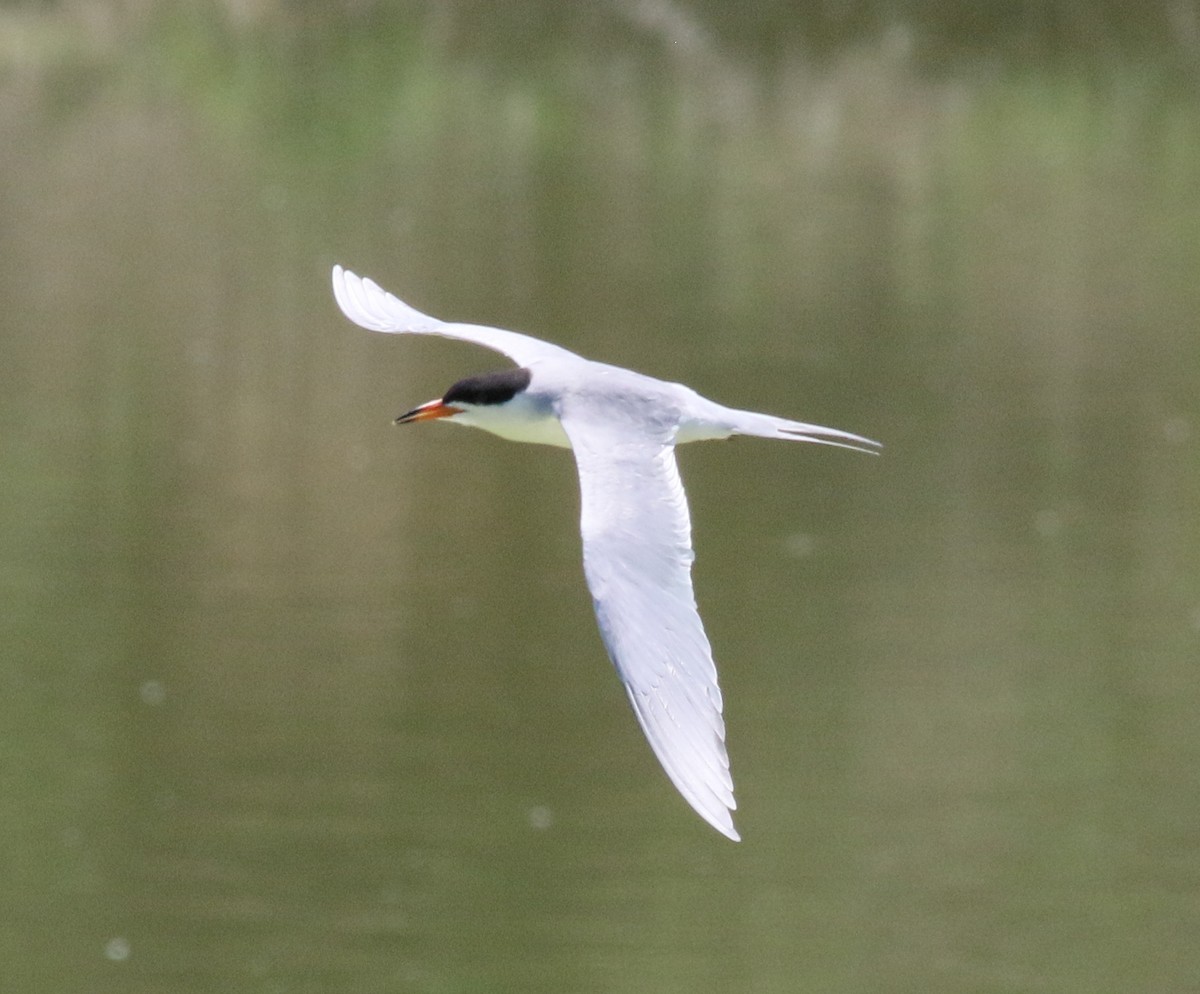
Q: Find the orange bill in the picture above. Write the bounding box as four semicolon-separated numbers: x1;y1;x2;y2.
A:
395;399;463;424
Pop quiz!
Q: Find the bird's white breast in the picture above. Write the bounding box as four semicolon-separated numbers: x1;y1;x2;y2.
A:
457;388;572;447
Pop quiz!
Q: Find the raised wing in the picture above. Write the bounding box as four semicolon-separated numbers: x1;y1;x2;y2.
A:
560;406;739;841
332;266;580;367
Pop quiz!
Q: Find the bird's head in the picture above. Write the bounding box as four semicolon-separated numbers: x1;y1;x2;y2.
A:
395;367;533;427
394;366;575;449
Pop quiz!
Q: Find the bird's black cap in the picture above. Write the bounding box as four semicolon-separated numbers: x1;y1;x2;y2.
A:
442;368;532;407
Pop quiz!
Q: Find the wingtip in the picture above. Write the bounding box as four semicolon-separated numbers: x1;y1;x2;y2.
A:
331;264;392;331
698;802;740;841
700;799;741;842
331;263;353;293
331;263;361;326
331;265;446;335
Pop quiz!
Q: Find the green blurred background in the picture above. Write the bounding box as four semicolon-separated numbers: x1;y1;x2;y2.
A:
3;2;1199;991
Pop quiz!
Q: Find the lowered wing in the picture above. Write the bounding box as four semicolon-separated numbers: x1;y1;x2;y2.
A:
560;404;739;841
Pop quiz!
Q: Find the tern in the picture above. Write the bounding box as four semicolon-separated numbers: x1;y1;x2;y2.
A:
333;266;879;841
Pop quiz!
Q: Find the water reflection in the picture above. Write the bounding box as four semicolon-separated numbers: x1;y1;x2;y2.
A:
3;4;1199;993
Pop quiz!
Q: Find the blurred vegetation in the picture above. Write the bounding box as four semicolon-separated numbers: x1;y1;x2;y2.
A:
4;0;1199;81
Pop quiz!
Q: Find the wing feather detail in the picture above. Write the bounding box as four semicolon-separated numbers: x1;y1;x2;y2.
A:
560;407;740;841
332;266;579;367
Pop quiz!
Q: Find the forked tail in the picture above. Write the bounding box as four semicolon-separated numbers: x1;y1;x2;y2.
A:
729;409;881;453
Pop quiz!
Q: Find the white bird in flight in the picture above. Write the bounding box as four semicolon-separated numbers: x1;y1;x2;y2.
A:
333;266;879;841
